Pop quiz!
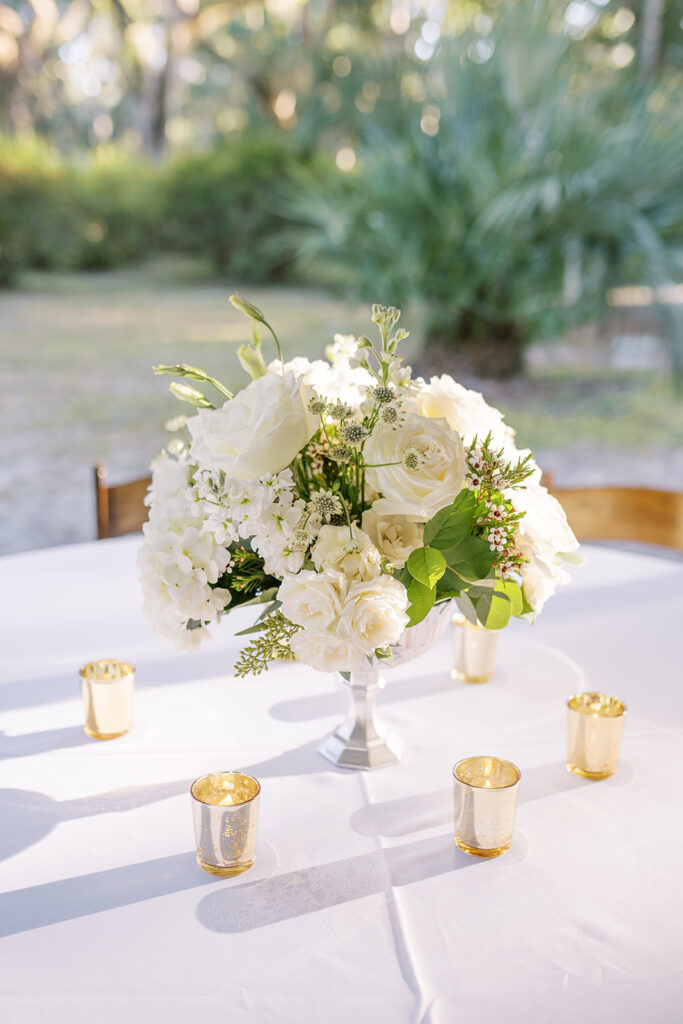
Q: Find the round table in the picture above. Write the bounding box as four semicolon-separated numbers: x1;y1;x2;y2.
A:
1;537;682;1023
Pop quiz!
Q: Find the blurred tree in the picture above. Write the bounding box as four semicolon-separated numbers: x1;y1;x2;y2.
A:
292;2;683;377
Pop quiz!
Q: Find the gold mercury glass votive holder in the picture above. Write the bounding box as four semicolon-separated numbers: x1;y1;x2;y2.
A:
567;692;626;780
451;613;499;683
453;756;521;858
79;659;134;740
191;771;261;877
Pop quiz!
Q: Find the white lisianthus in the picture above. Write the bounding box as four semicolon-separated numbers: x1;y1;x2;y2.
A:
511;482;579;612
417;375;516;451
338;575;409;653
312;524;382;580
361;507;424;568
364;413;466;520
278;569;346;631
290;629;368;673
188;370;317;479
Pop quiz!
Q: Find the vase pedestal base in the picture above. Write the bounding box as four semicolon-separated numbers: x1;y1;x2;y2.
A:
318;668;402;770
318;727;401;770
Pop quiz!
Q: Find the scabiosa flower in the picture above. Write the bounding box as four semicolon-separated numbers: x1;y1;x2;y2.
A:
328;445;353;463
380;404;400;425
372;384;395;404
293;527;314;548
340;422;368;447
402;447;422;470
308;395;328;416
328;400;356;421
308;489;343;522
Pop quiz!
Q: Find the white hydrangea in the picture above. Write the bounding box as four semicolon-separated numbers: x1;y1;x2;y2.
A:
138;454;232;649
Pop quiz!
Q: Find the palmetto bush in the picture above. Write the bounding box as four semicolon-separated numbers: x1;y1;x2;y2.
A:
293;4;683;377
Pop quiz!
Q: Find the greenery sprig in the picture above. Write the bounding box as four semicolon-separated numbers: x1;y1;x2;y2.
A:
233;610;302;676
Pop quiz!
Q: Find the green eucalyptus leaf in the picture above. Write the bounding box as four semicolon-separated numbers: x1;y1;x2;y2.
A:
475;589;512;630
406;577;436;627
497;579;524;617
455;592;479;625
423;490;476;549
406;546;447;589
442;536;494;581
520;585;535;616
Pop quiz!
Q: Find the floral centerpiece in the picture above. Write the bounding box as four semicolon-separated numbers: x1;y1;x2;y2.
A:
139;299;578;764
140;299;578;665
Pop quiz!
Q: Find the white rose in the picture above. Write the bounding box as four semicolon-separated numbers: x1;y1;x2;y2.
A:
512;483;579;558
188;370;317;480
364;412;466;520
511;483;579;612
312;524;382;580
518;548;571;614
290;628;367;672
338;575;409;654
417;375;516;450
278;569;346;630
361;507;424;568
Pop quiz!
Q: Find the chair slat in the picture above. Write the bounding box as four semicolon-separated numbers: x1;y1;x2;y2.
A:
95;464;151;540
548;486;683;552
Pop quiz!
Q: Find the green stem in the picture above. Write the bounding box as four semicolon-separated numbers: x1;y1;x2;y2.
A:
337;492;354;541
263;320;285;370
319;415;332;445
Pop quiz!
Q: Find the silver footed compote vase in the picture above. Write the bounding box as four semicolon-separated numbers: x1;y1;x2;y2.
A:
319;601;453;770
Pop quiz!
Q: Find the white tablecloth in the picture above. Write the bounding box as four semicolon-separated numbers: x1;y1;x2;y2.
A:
0;538;682;1023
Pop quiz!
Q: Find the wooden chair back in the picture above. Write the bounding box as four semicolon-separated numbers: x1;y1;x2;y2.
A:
95;463;151;540
548;486;683;552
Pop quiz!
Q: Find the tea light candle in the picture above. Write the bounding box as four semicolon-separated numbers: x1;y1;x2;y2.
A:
453;756;521;857
451;614;498;683
567;692;626;779
79;659;134;740
191;771;261;877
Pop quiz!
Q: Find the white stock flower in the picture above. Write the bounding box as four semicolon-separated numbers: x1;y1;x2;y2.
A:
290;629;367;672
361;507;424;568
338;575;409;653
278;569;346;631
189;370;317;479
417;375;516;450
312;524;382;580
364;413;466;520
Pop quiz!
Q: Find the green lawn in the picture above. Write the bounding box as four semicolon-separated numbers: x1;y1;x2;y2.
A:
2;258;682;554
